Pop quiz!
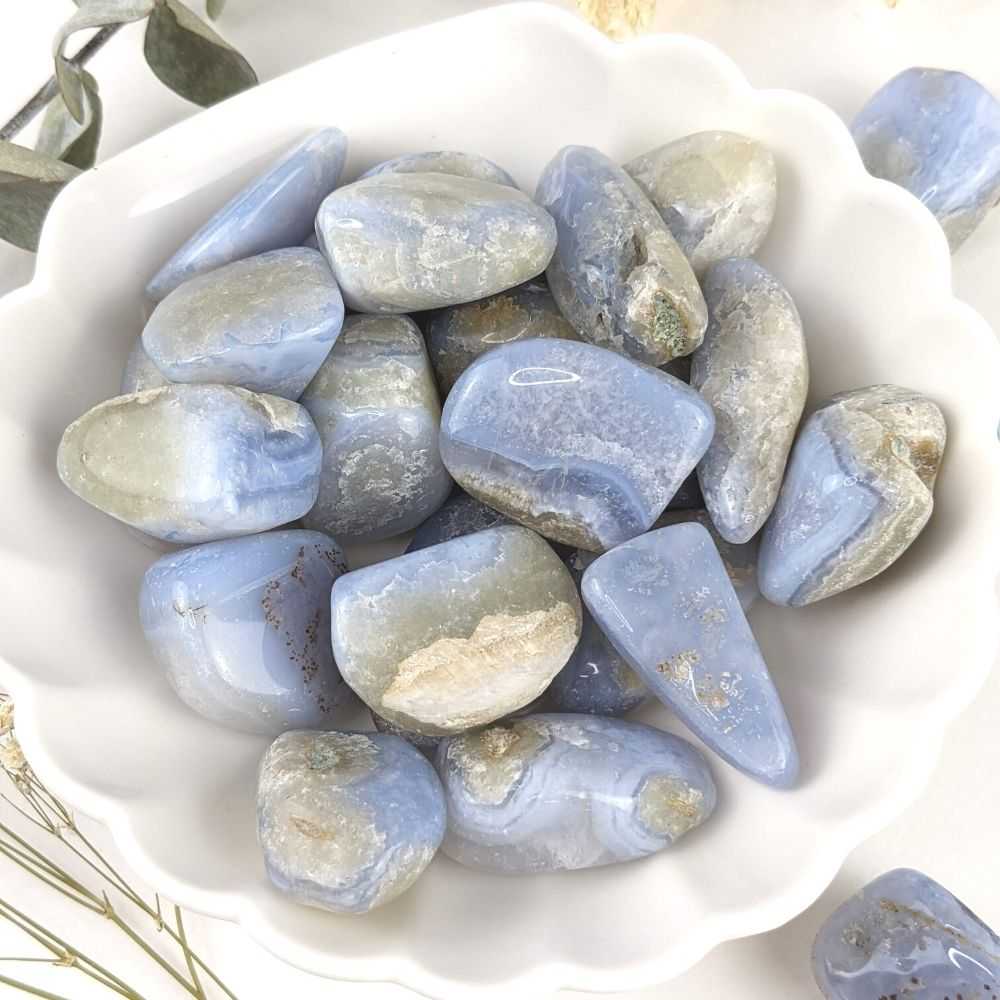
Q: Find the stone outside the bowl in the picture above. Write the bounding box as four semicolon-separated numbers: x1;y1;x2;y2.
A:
330;525;581;736
440;338;714;552
536;145;707;366
147;127;348;302
316;172;556;313
359;150;517;187
405;492;513;553
57;384;321;543
140;530;349;735
852;67;1000;251
758;384;946;607
583;523;798;788
257;730;445;914
121;335;172;395
435;713;716;873
299;314;452;543
812;868;1000;999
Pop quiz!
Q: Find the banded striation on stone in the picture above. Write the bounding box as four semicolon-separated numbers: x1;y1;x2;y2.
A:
359;150;517;187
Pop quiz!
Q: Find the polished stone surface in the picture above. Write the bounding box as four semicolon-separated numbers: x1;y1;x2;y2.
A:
759;385;946;606
625;131;777;274
257;730;445;914
140;530;349;734
692;258;808;543
583;523;798;787
120;335;172;394
330;525;581;735
359;150;516;187
812;868;1000;999
405;492;512;553
435;714;716;873
439;338;714;552
299;315;452;542
316;172;556;312
852;67;1000;250
536;145;707;365
147;128;348;302
57;384;321;543
143;248;344;400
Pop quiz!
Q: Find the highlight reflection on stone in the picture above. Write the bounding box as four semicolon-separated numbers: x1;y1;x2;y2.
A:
359;150;516;187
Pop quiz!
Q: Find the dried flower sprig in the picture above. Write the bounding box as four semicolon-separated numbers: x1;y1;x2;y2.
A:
577;0;657;40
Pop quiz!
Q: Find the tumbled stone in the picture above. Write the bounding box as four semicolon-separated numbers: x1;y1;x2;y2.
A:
583;523;798;787
140;530;349;734
257;730;445;914
142;249;344;401
812;868;1000;999
439;339;714;552
425;281;579;393
405;492;512;553
692;258;809;543
299;315;452;542
57;384;321;543
436;714;715;873
316;172;556;312
359;150;516;187
147;128;348;302
625;131;777;274
120;336;172;394
852;68;1000;251
330;525;581;736
536;145;707;365
758;385;946;607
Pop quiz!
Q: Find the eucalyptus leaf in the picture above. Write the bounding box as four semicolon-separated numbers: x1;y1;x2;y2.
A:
0;142;81;252
36;71;103;170
206;0;227;20
144;0;257;107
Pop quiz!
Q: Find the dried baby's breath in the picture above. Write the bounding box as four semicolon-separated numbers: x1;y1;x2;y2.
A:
577;0;656;39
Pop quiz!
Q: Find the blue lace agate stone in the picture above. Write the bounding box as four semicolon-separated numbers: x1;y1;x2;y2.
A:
813;868;1000;999
405;492;512;553
759;385;946;607
583;523;798;788
359;150;516;187
439;338;714;552
257;730;445;914
435;714;716;873
147;128;347;302
852;68;1000;250
140;530;349;734
142;248;344;400
121;336;171;394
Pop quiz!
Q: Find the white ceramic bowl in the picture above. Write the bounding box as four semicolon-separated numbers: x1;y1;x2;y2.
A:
1;5;999;996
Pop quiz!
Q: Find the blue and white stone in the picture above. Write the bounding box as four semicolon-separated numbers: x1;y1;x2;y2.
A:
813;868;1000;999
316;172;556;312
435;714;716;873
257;730;445;914
140;530;349;734
583;523;798;787
759;385;946;607
121;336;172;394
692;258;809;543
439;339;715;552
425;281;579;393
330;525;581;735
142;249;344;401
625;131;778;274
359;150;516;188
536;145;707;365
147;128;348;302
851;68;1000;251
57;384;321;543
405;492;512;553
299;315;452;542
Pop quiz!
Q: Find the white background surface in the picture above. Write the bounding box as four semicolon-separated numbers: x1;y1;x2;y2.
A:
1;1;998;997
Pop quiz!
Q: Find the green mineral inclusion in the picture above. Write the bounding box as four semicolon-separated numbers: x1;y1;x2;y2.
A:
653;296;686;358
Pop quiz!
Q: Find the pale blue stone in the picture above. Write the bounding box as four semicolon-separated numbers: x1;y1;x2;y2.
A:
147;128;348;302
257;730;445;914
405;492;512;553
139;530;349;734
142;249;345;400
812;868;1000;999
359;151;516;187
120;336;171;395
852;68;1000;250
582;523;798;788
435;714;716;873
439;338;714;552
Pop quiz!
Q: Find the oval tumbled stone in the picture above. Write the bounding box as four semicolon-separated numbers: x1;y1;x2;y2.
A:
759;384;946;606
121;336;172;394
359;150;516;187
142;248;344;400
536;145;707;365
436;714;716;873
439;339;715;552
57;384;321;543
330;525;581;736
316;172;556;312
